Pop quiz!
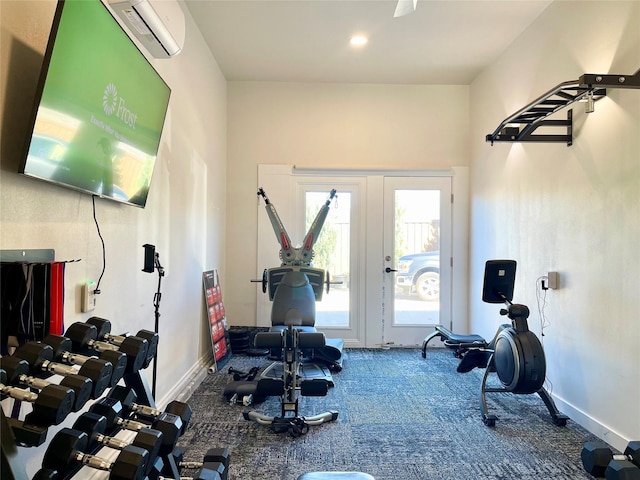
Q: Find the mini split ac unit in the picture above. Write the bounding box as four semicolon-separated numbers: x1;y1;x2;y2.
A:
108;0;185;58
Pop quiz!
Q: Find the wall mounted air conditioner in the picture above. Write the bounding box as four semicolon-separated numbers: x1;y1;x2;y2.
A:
108;0;185;58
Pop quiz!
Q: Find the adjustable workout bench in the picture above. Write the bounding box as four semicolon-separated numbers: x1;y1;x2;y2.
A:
242;317;338;436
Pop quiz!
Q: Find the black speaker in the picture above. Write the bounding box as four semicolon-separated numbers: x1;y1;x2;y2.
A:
142;244;155;273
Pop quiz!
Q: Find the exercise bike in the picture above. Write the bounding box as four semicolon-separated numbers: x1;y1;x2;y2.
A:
422;260;569;427
226;188;342;435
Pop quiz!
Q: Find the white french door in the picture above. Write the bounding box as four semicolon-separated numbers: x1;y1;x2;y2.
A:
257;165;463;348
294;178;367;347
382;177;452;347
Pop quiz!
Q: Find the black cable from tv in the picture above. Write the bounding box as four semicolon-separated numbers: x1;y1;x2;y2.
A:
92;196;106;295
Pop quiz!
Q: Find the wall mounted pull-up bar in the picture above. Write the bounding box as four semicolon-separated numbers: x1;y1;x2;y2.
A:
486;67;640;146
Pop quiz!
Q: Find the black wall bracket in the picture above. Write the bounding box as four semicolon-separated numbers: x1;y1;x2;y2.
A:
487;68;640;146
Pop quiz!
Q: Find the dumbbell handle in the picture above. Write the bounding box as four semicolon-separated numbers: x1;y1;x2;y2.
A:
60;351;93;366
15;374;51;391
179;461;206;469
74;451;114;472
94;432;130;450
612;453;637;462
158;477;204;480
116;416;148;432
101;332;128;345
40;359;80;378
130;401;162;418
1;382;39;402
87;338;121;353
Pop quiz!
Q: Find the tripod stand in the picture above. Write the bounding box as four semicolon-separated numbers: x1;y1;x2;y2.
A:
143;244;164;399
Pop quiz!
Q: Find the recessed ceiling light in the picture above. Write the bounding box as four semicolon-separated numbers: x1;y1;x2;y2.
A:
350;35;368;47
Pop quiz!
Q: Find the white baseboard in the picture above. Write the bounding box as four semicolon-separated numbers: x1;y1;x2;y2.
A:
551;392;628;452
156;352;215;408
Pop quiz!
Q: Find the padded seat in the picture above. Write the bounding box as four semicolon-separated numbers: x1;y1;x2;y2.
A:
297;473;375;480
270;325;317;334
437;325;486;345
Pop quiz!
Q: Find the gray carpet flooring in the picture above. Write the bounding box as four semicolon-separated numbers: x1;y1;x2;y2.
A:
176;348;600;480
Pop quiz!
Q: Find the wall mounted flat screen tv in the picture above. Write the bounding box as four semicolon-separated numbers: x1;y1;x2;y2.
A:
20;0;171;208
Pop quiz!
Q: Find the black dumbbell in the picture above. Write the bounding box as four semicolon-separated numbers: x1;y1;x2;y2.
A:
109;385;192;435
0;356;90;413
87;316;159;369
12;341;99;403
43;427;149;480
0;368;74;426
73;411;163;476
5;416;48;447
581;441;640;478
31;469;59;480
90;397;183;455
154;464;224;480
66;321;149;374
43;332;127;388
167;446;230;480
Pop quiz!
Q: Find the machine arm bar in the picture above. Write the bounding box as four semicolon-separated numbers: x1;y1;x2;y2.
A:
258;187;294;258
300;189;337;261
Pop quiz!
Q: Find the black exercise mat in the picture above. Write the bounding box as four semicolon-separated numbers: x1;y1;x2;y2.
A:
176;348;600;480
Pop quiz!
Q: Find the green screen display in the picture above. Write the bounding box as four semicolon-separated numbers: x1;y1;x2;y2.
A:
21;0;171;208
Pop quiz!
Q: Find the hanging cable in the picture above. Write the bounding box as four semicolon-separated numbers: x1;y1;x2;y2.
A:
535;275;550;338
92;196;106;294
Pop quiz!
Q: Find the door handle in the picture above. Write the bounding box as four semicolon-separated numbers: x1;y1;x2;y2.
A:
385;267;397;273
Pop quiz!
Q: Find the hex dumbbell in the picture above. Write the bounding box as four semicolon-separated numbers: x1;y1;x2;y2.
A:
0;368;74;428
73;411;163;476
43;332;126;388
12;341;100;402
42;428;149;480
66;321;149;374
87;316;159;369
4;416;48;447
109;385;192;435
582;441;640;479
89;397;183;455
33;466;223;480
156;465;225;480
168;446;230;480
0;356;89;412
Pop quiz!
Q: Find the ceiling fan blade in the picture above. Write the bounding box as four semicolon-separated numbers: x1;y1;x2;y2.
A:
393;0;417;17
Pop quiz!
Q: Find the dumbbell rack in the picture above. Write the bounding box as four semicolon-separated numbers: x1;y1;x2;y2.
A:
1;337;167;480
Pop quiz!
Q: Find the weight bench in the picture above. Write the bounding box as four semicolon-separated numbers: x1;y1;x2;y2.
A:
240;321;338;436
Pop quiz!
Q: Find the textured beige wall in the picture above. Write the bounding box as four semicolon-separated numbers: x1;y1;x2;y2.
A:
0;0;227;409
225;82;469;329
469;0;640;450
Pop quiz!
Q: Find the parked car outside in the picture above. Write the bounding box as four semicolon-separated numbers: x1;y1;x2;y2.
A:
395;251;440;301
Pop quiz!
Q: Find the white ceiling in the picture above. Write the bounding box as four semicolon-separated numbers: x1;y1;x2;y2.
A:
183;0;553;85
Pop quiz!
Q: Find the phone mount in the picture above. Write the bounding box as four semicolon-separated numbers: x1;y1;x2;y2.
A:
142;243;165;399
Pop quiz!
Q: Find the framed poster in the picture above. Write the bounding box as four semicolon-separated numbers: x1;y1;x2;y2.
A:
202;270;231;370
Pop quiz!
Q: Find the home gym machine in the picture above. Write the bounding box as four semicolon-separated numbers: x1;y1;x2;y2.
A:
422;260;569;427
229;188;342;435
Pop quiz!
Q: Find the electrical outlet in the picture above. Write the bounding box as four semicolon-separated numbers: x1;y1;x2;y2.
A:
547;271;559;289
82;281;96;312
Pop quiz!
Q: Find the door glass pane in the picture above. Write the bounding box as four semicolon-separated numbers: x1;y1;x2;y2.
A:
393;189;440;325
305;191;351;327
